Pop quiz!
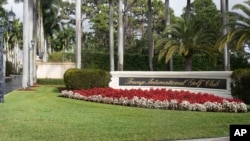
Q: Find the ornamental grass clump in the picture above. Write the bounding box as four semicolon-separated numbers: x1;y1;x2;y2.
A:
59;88;248;113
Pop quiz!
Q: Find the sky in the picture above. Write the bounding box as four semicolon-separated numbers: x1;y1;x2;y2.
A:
2;0;247;22
170;0;246;16
2;0;23;21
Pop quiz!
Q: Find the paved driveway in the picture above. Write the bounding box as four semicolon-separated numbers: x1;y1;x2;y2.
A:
4;75;22;94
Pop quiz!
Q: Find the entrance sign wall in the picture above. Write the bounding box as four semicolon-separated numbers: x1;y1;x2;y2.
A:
109;71;233;98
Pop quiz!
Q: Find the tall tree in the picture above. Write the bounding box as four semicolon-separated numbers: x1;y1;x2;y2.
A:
21;0;29;88
109;0;114;71
165;0;173;71
8;19;23;73
192;0;221;31
148;0;153;71
217;0;250;61
52;27;75;52
28;0;34;86
156;15;217;71
118;0;124;71
123;0;137;51
220;0;229;70
186;0;191;17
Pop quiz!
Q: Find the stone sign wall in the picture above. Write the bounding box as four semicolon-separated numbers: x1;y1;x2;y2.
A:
109;71;233;98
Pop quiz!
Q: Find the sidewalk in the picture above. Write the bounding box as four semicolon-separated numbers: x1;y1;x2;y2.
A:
4;75;22;94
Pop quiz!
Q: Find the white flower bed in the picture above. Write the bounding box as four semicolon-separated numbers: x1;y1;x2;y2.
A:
59;90;248;113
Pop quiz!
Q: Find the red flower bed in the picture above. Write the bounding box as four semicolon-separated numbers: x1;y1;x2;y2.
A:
59;88;247;112
73;88;242;104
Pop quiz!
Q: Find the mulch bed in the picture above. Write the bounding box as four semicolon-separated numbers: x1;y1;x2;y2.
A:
18;84;41;91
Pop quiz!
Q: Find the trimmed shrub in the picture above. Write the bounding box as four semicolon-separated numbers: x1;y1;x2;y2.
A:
231;69;250;104
64;68;110;90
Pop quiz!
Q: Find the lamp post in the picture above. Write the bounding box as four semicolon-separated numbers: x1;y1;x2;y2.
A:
28;40;35;87
0;9;16;103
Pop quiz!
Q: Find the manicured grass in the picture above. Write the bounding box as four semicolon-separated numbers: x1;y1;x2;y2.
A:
1;85;250;141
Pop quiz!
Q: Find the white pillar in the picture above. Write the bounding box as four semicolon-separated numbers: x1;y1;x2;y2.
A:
22;0;29;88
118;0;124;71
75;0;82;69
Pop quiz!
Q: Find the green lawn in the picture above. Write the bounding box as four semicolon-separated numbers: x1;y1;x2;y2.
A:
0;85;249;141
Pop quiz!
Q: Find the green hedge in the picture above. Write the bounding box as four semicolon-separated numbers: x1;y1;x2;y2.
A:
48;52;75;62
64;68;110;90
48;50;249;71
231;69;250;104
81;50;221;71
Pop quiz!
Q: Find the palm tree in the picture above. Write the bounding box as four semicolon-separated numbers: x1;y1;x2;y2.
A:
14;0;35;87
118;0;124;71
156;15;217;71
14;0;65;87
75;0;81;69
186;0;191;17
39;0;63;62
217;0;250;53
21;0;30;88
148;0;153;71
8;19;23;73
165;0;173;71
219;0;230;70
52;27;75;53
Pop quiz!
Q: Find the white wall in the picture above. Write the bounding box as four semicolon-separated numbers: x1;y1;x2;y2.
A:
37;62;75;79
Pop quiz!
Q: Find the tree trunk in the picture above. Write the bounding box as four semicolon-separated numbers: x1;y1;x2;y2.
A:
148;0;153;71
118;0;124;71
109;0;114;71
186;0;191;18
22;0;29;88
33;0;37;84
76;0;82;69
165;0;173;71
36;0;45;62
221;0;230;71
184;56;192;71
28;0;34;87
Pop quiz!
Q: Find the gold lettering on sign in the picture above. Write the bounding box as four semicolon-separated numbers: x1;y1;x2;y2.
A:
121;77;224;89
205;80;220;87
125;78;146;86
148;79;185;86
184;79;206;88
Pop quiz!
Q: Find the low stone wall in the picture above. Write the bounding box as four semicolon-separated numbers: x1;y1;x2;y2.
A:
37;62;75;79
109;71;233;98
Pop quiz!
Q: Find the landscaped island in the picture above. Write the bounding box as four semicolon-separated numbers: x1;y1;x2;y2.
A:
60;88;247;113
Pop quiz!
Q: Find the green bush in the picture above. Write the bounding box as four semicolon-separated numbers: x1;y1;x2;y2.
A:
64;68;110;90
231;69;250;104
